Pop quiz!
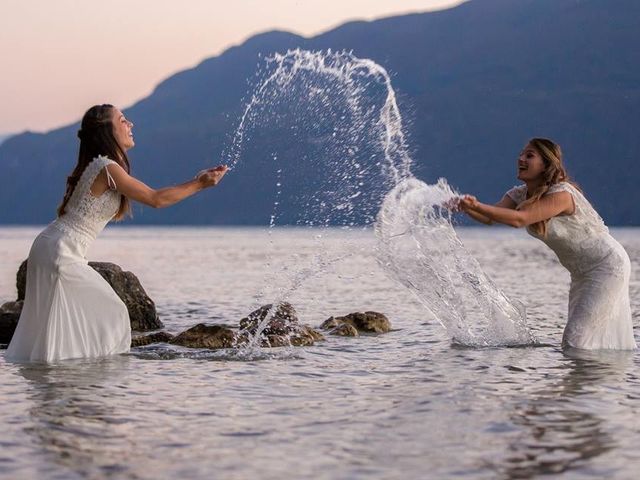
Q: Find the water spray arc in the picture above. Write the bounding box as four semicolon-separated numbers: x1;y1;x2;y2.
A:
227;49;536;348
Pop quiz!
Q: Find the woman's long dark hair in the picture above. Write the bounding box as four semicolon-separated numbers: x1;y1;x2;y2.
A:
57;104;131;220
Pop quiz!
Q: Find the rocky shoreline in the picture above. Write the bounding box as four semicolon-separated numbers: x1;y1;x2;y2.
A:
1;261;391;351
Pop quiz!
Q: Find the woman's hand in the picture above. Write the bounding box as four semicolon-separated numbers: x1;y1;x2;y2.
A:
443;195;478;212
196;165;228;188
443;197;462;212
457;194;479;211
441;194;494;225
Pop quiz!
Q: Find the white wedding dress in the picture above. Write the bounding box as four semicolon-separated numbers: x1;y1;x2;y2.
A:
507;182;636;350
6;156;131;362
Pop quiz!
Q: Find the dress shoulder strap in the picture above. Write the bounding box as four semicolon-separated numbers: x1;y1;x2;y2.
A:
103;160;118;190
75;156;116;195
546;182;573;195
93;155;117;170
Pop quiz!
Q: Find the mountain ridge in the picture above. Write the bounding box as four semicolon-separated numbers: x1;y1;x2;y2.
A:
1;0;638;225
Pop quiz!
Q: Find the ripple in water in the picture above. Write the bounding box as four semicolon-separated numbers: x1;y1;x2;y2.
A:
131;344;304;362
226;49;535;348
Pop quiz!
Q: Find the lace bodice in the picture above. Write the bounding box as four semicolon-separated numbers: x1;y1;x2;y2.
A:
50;156;121;249
506;182;617;275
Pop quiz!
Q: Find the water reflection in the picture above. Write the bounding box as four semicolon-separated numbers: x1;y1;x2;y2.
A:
14;357;144;479
490;349;634;479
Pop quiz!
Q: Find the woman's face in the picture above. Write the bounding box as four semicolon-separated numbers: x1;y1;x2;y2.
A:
112;108;135;151
517;144;546;182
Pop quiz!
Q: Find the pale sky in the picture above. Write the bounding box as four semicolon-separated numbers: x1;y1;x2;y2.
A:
0;0;464;135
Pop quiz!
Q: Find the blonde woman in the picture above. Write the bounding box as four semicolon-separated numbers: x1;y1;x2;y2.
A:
6;104;228;362
455;138;635;350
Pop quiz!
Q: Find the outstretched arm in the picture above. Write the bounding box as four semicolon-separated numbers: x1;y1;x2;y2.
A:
105;163;228;208
459;191;574;228
462;194;517;225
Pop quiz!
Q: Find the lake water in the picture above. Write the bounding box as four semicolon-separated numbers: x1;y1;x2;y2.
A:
1;226;639;479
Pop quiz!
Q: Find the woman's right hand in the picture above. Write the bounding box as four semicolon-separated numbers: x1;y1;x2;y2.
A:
443;197;462;212
196;165;228;188
457;194;479;212
443;195;477;212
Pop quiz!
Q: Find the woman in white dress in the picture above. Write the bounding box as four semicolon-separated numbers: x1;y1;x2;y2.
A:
6;104;228;362
454;138;635;350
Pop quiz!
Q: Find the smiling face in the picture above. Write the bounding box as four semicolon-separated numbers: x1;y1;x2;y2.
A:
517;143;547;182
111;108;135;151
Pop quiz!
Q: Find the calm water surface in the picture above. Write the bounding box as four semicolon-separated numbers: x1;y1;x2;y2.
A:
1;226;639;479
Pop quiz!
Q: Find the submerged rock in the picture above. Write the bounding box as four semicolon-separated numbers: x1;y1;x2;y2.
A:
260;334;308;348
255;324;325;347
17;259;163;331
1;296;329;351
131;331;175;348
300;324;325;342
239;303;324;347
0;300;23;345
329;323;359;337
320;317;341;330
321;311;391;334
146;320;323;350
239;302;299;335
170;324;237;349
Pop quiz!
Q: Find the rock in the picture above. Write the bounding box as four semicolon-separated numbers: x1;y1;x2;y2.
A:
329;323;359;337
287;334;316;347
133;318;325;350
321;311;391;334
0;300;23;345
299;325;325;342
263;333;313;347
239;302;299;335
239;303;324;347
169;324;237;349
260;325;325;347
131;331;174;348
261;335;291;348
16;262;27;301
320;316;341;330
17;259;163;331
320;316;360;336
347;311;391;333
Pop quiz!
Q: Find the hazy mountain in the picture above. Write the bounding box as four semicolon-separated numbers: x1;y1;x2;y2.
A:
1;0;638;225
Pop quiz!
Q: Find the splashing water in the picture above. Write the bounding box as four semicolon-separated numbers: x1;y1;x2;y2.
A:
227;49;535;347
228;49;411;181
375;178;535;346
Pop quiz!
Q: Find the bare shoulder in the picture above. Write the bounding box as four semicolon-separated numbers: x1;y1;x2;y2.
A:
105;161;125;171
105;161;128;177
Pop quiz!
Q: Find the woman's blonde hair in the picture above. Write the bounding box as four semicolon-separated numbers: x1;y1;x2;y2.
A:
518;137;578;237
